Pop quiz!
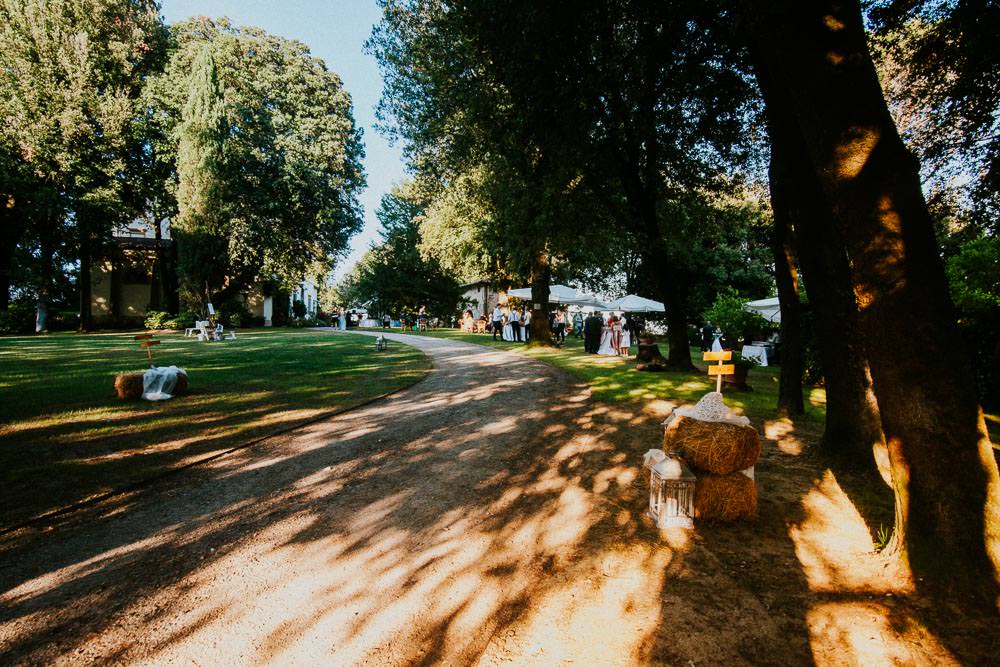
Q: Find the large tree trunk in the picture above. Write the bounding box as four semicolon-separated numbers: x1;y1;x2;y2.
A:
78;218;93;331
529;253;553;345
754;0;1000;601
35;231;54;333
767;149;805;414
165;237;180;314
149;218;164;312
662;266;694;371
758;48;884;460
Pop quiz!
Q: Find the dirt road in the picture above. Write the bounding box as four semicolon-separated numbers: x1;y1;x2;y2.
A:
1;332;976;665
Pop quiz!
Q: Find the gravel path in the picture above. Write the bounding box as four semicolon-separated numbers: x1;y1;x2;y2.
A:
0;332;667;665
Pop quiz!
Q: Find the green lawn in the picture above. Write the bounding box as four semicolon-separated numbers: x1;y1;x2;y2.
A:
369;327;827;427
374;327;1000;446
0;329;429;529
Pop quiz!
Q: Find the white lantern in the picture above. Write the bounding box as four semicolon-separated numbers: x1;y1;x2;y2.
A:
648;455;696;529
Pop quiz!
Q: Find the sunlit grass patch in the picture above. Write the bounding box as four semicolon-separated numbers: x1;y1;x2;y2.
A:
0;329;429;528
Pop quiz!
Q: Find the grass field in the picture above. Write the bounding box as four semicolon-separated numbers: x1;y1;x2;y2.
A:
374;327;1000;446
371;327;826;422
0;329;429;529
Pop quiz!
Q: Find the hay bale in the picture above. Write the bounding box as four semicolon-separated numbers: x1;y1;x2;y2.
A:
114;371;145;400
663;414;761;474
694;471;757;521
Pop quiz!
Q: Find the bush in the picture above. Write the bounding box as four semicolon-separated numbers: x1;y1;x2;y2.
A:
292;300;306;319
290;316;328;328
144;310;172;330
702;288;771;348
0;303;36;334
48;310;79;331
145;309;198;330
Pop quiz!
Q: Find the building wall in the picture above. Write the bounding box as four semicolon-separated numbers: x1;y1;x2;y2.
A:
461;281;508;317
90;258;153;321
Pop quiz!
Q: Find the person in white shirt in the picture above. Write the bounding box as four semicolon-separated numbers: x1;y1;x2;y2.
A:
509;306;521;342
523;308;532;342
492;305;503;340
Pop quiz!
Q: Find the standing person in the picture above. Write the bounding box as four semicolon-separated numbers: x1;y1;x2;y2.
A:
491;304;503;340
523;307;532;341
509;305;522;342
619;314;632;356
573;311;584;337
583;312;600;353
610;313;622;353
701;321;714;352
382;313;390;328
554;310;566;343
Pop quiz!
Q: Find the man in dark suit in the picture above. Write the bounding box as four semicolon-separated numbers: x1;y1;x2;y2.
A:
583;312;601;353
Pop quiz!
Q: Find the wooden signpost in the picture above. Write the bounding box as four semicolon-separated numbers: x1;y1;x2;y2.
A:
135;333;160;367
703;349;733;392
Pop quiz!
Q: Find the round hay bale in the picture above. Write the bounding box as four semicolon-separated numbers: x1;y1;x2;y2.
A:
663;414;761;474
694;471;757;521
114;371;145;400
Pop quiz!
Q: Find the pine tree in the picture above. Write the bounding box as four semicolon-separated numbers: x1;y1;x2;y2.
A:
174;46;229;309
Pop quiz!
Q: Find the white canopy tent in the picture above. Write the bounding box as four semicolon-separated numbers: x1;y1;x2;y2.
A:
506;284;608;308
606;294;665;312
744;296;781;323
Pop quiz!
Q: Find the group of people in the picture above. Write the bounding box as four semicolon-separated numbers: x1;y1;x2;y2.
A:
382;305;435;331
488;305;533;342
458;304;639;356
582;312;635;356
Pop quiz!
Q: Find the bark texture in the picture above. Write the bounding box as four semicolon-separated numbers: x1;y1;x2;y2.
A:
528;254;553;345
752;0;999;601
767;147;805;415
757;48;885;464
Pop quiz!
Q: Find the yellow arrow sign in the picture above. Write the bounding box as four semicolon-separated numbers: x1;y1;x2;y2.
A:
708;364;735;376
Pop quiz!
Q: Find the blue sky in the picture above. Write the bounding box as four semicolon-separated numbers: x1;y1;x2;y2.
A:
159;0;405;280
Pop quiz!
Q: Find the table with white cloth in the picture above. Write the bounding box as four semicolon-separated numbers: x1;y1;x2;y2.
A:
741;344;769;367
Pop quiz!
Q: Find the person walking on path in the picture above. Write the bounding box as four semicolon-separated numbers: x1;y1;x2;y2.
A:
492;305;504;340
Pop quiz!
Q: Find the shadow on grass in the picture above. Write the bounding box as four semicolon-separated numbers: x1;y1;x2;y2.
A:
0;330;429;529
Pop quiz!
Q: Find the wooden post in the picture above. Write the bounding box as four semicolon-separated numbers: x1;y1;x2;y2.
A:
134;333;159;367
704;350;734;393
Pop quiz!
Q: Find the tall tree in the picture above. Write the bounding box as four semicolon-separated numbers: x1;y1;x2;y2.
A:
145;17;366;310
348;181;464;318
748;0;999;602
0;0;166;329
174;46;229;309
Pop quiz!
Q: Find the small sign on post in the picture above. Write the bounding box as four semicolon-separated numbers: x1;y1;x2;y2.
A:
703;349;733;392
135;333;160;367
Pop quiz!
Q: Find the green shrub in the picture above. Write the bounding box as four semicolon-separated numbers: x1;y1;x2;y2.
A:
144;310;172;329
0;304;36;334
292;300;306;319
702;287;771;348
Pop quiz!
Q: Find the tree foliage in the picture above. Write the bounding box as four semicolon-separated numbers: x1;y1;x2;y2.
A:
342;181;464;318
870;0;1000;222
145;17;366;306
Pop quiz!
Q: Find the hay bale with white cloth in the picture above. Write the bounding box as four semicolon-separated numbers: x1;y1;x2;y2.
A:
662;392;761;475
142;366;188;401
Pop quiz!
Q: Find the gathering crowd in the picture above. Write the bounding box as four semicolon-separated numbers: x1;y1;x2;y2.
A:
447;305;640;357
